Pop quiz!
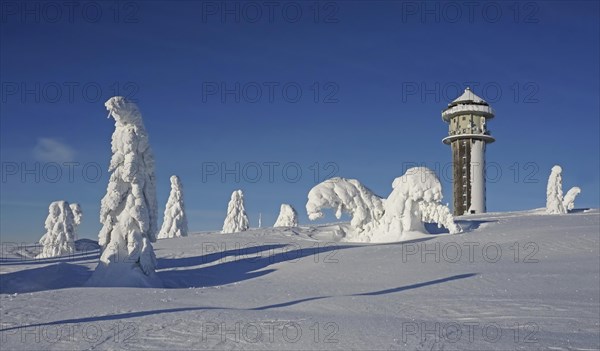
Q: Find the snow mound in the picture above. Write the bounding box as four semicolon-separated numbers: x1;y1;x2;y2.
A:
88;97;161;288
158;175;188;239
222;190;249;233
274;204;298;227
306;168;458;243
37;201;76;258
306;177;384;233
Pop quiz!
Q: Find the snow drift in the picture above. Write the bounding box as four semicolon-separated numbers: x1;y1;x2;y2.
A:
274;204;298;227
306;167;459;242
222;190;249;233
37;201;76;258
87;96;161;288
158;175;188;239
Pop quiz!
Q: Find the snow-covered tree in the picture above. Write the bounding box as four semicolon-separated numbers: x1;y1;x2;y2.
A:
374;167;459;242
305;167;459;243
274;204;298;227
222;190;249;233
158;175;188;239
563;186;581;211
306;177;384;233
87;96;160;287
38;201;75;258
546;165;566;214
70;202;83;226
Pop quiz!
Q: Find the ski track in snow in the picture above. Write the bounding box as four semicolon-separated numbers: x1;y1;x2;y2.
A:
1;209;598;350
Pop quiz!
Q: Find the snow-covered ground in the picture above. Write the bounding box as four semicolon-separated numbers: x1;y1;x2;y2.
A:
1;209;598;350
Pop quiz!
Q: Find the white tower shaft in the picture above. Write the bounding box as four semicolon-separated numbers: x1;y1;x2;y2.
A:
442;88;495;216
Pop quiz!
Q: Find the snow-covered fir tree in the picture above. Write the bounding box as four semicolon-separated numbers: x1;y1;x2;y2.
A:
546;165;566;214
69;203;82;231
222;189;249;233
306;167;459;242
563;186;581;211
38;201;76;258
158;175;188;239
274;204;299;227
87;97;160;287
306;177;384;233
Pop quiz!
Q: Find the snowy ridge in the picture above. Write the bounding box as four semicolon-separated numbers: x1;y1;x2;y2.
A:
1;209;598;350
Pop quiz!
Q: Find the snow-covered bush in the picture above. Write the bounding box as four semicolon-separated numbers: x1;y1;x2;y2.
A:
306;167;459;243
38;201;75;258
222;190;249;233
306;177;384;233
88;97;160;287
274;204;298;227
546;165;566;214
563;186;581;211
158;175;188;239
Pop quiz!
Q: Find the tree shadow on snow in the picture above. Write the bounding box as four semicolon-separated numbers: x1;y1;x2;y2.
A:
0;273;477;333
157;243;360;289
0;240;100;266
568;208;591;213
156;243;288;270
250;273;477;310
0;262;94;294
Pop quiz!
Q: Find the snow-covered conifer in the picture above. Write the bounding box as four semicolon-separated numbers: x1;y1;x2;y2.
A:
222;190;249;233
88;97;160;287
306;177;384;233
306;167;459;242
38;201;75;258
546;165;566;214
374;167;459;242
563;186;581;211
158;175;188;239
70;203;82;227
274;204;298;227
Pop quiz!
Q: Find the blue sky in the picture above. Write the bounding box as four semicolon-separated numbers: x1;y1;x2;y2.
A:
1;1;598;242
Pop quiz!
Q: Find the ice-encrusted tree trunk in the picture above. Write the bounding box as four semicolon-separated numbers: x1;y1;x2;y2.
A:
38;201;76;258
88;96;160;287
274;204;298;227
158;175;188;239
546;165;566;214
222;190;249;233
563;186;581;211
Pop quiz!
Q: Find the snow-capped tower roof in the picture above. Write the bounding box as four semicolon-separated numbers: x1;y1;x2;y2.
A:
442;87;495;122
